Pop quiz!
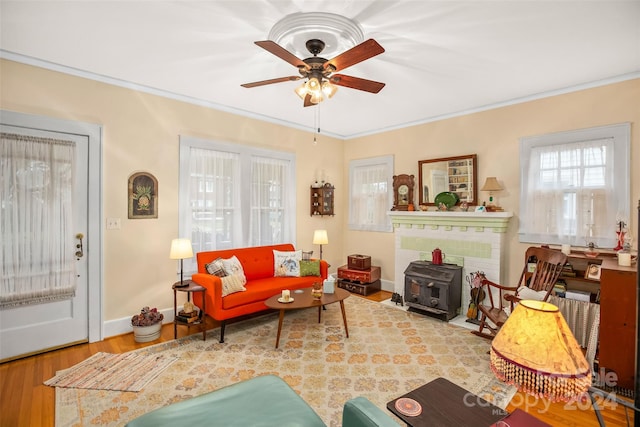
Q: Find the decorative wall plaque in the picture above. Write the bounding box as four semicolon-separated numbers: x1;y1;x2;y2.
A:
128;172;158;219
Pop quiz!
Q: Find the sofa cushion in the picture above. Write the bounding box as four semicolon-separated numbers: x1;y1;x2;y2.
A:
221;277;319;310
273;250;302;277
300;260;321;277
196;244;296;280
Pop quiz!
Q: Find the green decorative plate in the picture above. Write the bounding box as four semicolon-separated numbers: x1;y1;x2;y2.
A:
434;192;459;209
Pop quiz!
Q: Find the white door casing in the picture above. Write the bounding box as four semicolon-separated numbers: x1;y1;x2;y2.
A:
0;111;102;360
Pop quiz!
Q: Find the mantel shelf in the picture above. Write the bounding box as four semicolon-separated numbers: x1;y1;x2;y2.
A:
387;211;513;233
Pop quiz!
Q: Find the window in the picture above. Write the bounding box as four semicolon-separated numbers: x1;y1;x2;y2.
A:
519;123;630;247
348;155;393;232
179;136;296;273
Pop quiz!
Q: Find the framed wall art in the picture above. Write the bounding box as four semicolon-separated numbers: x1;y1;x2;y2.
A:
585;263;601;281
128;172;158;219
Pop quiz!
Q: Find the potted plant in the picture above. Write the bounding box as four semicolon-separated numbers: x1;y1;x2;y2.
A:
131;306;164;342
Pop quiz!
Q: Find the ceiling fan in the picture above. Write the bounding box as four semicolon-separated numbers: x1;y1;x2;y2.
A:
241;38;385;107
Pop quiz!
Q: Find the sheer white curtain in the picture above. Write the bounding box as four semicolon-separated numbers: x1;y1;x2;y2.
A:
1;133;76;308
520;137;619;247
349;156;393;232
186;147;241;263
248;156;294;246
179;137;296;275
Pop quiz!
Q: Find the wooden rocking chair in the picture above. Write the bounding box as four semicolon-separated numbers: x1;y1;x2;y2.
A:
472;247;568;340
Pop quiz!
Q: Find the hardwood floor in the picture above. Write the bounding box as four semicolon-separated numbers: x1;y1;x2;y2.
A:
0;290;632;426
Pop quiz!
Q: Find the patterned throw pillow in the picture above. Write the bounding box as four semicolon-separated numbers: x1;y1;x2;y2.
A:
221;274;246;297
273;250;302;277
205;258;227;277
299;260;320;277
220;255;247;284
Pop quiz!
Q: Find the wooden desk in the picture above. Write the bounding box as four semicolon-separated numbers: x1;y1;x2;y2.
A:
386;377;507;426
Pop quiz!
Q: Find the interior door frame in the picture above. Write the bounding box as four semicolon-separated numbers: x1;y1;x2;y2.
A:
1;110;103;343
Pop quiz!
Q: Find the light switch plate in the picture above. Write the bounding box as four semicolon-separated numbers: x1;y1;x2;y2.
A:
106;218;121;230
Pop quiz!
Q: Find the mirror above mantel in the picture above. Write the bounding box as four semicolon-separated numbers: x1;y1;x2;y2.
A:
418;154;478;206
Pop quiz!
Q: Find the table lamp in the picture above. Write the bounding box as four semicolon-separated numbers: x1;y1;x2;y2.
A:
489;299;637;426
480;177;503;211
490;300;591;402
169;238;193;287
313;229;329;260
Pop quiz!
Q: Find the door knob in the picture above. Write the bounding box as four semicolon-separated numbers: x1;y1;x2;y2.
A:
75;233;84;259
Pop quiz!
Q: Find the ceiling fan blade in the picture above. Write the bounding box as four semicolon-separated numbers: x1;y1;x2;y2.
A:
303;93;316;107
241;76;301;88
324;39;384;72
254;40;307;68
329;74;386;93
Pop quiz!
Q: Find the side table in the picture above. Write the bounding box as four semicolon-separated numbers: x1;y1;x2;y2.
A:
387;377;507;426
173;280;206;340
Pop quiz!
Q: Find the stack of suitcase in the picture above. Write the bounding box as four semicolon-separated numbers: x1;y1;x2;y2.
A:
337;254;381;296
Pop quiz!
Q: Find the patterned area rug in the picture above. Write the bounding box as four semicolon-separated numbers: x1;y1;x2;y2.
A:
56;297;516;426
45;352;177;392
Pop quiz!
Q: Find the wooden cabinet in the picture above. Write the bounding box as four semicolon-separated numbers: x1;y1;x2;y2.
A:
310;183;334;216
599;261;636;390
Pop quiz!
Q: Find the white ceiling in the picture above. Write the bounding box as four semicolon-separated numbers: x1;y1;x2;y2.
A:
1;1;639;139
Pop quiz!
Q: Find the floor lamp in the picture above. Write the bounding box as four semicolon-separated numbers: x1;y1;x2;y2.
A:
313;229;328;260
169;238;193;287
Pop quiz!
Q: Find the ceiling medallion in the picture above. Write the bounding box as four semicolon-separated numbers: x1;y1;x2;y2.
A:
268;12;364;60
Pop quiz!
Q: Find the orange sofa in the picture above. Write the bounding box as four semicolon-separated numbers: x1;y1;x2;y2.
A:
192;244;328;343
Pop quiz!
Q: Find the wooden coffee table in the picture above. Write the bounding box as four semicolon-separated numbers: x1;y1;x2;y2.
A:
264;287;350;348
387;377;508;426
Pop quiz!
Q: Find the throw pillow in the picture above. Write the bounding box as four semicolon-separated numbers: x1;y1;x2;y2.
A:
205;258;227;277
302;250;313;261
516;286;548;301
299;260;320;277
273;249;302;277
221;255;247;285
221;274;246;297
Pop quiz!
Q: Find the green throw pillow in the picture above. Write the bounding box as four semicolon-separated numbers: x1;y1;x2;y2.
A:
299;260;320;277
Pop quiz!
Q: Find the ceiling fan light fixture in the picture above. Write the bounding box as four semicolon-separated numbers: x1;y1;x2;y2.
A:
309;92;324;104
321;80;337;98
306;76;321;92
294;83;307;99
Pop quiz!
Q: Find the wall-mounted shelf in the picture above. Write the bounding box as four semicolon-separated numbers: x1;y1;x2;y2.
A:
310;183;334;216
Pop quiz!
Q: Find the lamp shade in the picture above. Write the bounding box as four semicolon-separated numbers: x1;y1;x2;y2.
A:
169;238;193;260
481;177;503;192
490;300;591;402
313;229;329;245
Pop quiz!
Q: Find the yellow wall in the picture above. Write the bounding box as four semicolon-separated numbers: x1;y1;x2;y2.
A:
0;59;344;321
343;79;639;285
1;58;638;326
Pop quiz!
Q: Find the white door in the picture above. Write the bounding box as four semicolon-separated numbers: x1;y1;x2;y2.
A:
0;125;89;360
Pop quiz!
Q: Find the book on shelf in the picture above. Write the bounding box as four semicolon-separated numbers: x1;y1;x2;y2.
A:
175;314;198;323
553;282;567;298
179;310;198;318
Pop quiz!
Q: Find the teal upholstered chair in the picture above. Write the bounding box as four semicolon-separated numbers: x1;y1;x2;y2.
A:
125;374;398;427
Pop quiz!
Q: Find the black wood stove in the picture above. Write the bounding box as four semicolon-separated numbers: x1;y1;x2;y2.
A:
403;260;462;321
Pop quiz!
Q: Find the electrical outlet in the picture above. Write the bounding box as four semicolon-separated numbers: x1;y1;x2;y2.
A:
106;218;121;230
